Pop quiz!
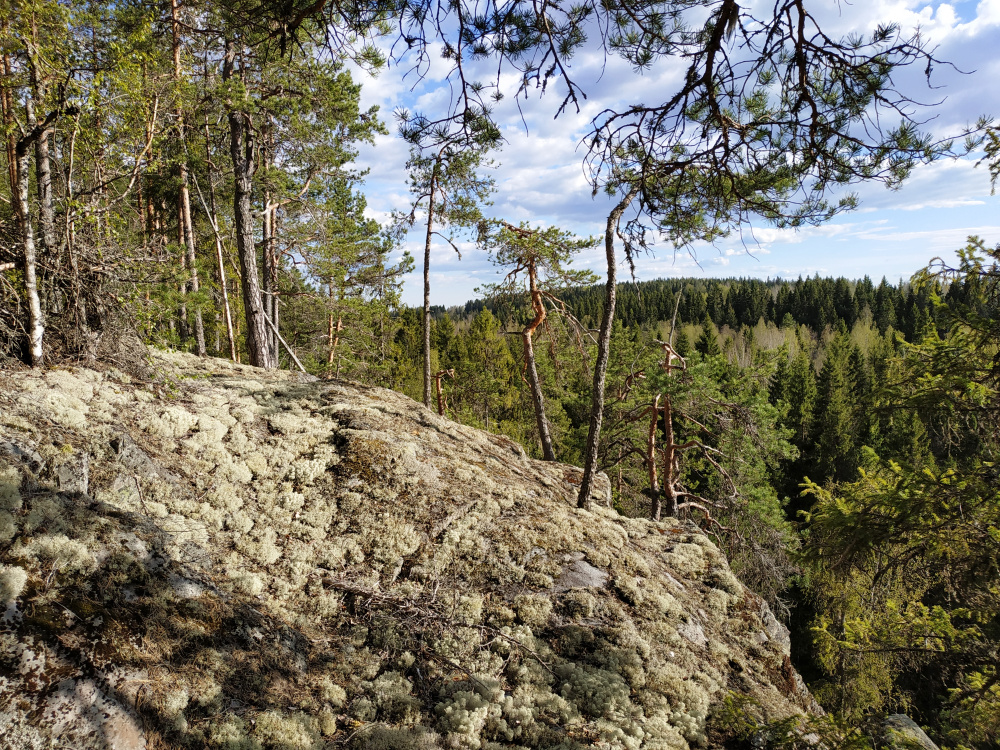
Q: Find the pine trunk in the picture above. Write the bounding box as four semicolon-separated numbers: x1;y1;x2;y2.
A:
202;116;237;362
524;262;555;461
225;42;273;369
577;186;639;508
422;172;436;408
648;396;661;520
661;394;678;518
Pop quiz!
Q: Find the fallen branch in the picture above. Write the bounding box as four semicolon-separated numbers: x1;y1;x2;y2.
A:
323;578;556;676
263;313;308;375
676;500;744;542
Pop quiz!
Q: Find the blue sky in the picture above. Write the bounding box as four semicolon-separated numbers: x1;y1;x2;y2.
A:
348;1;1000;307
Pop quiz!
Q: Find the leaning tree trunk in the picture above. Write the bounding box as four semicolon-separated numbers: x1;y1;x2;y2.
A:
201;115;237;362
179;169;205;356
422;169;437;408
577;185;640;508
523;261;556;461
262;199;279;363
224;42;273;369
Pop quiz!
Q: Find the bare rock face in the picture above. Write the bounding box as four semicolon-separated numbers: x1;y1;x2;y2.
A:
0;352;817;750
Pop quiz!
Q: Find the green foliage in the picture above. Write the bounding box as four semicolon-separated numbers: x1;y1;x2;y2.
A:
802;458;1000;743
799;239;1000;745
708;693;875;749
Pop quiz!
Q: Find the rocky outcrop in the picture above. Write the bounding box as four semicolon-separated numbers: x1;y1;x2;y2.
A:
882;715;940;750
0;352;816;749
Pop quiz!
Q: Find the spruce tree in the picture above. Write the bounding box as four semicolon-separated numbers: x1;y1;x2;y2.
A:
695;325;721;357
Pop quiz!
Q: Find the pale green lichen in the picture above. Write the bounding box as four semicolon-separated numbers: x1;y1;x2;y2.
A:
238;527;282;566
17;534;96;574
318;677;347;708
556;662;631;720
455;594;483;626
0;513;15;544
252;711;320;749
0;565;27;602
208;716;259;750
231;571;264;596
350;726;440;750
0;467;21;512
708;567;743;597
367;671;422;724
664;543;709;579
436;689;499;748
162;687;190;731
37;390;89;429
513;594;552;629
141;405;199;439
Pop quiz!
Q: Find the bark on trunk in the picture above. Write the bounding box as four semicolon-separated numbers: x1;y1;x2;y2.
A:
327;284;343;375
201;116;236;362
33;121;55;257
224;41;274;369
172;0;205;355
523;261;555;461
577;186;640;508
262;198;278;362
179;168;205;355
422;168;437;408
16;126;43;366
436;373;446;415
1;44;16;207
661;393;678;518
648;396;662;520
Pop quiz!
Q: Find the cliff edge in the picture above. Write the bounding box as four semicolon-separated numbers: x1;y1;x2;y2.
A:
0;352;815;749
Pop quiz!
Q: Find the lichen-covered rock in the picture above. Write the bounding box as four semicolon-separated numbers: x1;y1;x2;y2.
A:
882;715;940;750
0;352;817;749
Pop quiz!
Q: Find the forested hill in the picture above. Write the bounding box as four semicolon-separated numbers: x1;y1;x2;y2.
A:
458;274;942;341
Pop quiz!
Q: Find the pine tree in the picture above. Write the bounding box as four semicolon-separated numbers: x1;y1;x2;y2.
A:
477;220;598;460
400;141;495;407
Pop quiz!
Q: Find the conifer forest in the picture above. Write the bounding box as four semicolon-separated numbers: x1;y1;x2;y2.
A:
1;0;999;747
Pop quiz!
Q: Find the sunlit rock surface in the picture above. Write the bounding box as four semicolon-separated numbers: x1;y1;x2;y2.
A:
0;351;816;749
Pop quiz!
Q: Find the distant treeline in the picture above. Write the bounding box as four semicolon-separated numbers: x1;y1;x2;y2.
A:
456;274;963;341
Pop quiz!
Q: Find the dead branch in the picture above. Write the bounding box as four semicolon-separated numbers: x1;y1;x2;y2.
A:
434;368;455;415
323;577;555;676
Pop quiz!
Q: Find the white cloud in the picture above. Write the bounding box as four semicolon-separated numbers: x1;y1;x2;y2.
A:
901;199;987;210
345;1;1000;306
